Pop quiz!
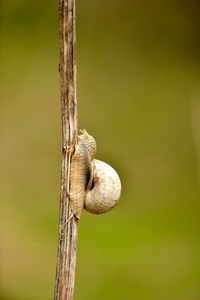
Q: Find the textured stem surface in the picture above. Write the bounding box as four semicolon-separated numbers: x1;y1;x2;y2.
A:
54;1;78;299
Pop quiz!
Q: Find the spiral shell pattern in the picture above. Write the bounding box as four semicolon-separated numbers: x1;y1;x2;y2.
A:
85;159;121;214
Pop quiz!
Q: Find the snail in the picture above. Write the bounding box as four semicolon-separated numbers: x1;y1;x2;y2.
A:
69;129;121;219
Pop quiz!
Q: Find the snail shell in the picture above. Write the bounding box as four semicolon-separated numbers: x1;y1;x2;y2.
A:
85;159;121;214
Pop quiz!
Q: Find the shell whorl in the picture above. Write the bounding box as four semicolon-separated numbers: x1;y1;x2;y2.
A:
85;159;121;214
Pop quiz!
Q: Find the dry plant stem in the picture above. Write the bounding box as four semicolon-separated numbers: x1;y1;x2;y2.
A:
54;1;78;299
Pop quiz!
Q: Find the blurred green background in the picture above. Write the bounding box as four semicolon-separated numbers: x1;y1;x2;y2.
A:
1;0;200;299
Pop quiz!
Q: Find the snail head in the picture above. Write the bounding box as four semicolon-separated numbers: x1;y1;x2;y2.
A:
79;129;97;159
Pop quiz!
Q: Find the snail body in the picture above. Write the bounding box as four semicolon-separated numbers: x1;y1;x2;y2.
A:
69;130;121;219
70;131;96;219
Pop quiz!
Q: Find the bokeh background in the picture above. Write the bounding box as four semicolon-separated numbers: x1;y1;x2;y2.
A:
1;0;200;299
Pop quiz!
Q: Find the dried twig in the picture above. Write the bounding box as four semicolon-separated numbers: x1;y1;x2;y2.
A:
54;1;78;299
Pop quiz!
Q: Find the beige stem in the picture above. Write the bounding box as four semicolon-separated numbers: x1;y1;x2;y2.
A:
54;1;78;299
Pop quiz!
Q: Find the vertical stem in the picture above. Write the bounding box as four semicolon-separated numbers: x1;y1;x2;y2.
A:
55;1;78;299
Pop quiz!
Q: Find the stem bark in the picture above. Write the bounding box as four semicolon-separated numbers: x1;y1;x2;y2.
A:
54;1;78;299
